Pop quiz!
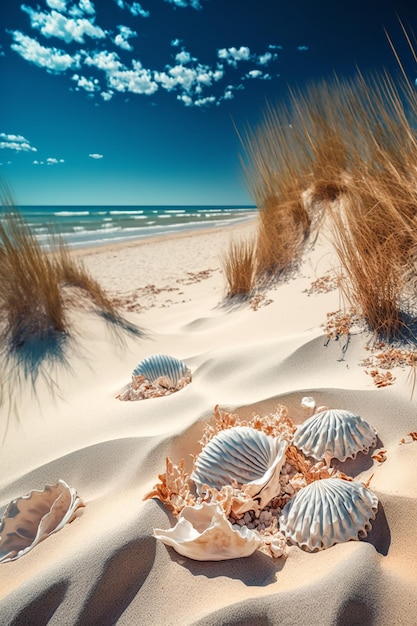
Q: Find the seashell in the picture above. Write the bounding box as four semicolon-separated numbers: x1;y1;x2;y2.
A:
293;408;377;464
153;502;260;561
300;396;316;411
0;480;83;563
191;427;287;508
132;354;191;389
279;478;378;552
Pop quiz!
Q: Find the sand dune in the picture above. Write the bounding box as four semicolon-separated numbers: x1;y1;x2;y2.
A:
0;221;416;625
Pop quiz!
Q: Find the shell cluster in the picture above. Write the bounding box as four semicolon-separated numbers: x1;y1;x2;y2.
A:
152;402;380;559
118;354;192;401
0;480;83;563
132;354;191;388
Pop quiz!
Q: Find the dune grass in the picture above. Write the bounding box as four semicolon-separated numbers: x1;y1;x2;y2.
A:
233;67;417;338
0;189;124;351
222;238;256;298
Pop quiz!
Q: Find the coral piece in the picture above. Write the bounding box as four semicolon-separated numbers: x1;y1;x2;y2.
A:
143;457;195;516
293;408;377;464
279;478;378;552
132;354;191;388
153;502;260;561
0;480;83;563
191;426;287;508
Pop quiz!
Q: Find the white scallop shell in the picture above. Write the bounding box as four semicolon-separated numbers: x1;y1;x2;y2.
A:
191;427;287;508
132;354;191;388
279;478;378;552
293;408;377;463
0;480;83;563
153;502;260;561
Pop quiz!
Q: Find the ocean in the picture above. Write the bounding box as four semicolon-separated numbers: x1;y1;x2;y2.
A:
11;205;257;249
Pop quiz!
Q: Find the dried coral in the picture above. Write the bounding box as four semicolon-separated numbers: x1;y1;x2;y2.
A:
143;457;195;515
117;373;191;401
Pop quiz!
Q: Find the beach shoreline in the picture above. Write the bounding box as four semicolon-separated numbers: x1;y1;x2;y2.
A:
0;216;416;625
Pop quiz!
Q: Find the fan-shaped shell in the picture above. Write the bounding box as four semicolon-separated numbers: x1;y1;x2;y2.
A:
154;502;260;561
0;480;83;563
191;427;287;508
132;354;191;388
293;408;377;463
279;478;378;552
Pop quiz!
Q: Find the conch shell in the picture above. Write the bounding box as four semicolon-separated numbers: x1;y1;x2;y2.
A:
153;502;260;561
0;480;83;563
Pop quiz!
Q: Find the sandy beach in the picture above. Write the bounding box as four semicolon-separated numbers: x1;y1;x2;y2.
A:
1;218;417;626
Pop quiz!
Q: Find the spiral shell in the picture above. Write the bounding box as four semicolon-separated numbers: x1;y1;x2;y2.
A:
191;427;287;508
154;502;260;561
0;480;83;563
132;354;191;388
293;408;377;463
279;478;378;552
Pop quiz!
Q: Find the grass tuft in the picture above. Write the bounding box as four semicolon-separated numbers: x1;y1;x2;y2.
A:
0;186;126;351
222;238;256;298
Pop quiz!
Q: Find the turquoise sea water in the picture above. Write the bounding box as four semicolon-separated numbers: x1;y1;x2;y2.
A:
13;205;256;249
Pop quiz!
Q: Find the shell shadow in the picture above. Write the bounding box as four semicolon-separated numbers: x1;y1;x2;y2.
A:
331;436;383;476
165;545;285;587
10;580;69;626
361;501;391;556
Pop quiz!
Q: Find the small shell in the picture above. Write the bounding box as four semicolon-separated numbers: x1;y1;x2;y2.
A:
279;478;378;552
132;354;191;388
191;427;287;508
0;480;83;563
300;396;316;411
153;502;260;561
293;408;377;463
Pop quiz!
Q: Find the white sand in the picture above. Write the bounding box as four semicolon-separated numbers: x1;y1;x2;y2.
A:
0;220;416;625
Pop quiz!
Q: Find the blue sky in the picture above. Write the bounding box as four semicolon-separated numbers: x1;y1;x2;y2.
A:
1;0;416;206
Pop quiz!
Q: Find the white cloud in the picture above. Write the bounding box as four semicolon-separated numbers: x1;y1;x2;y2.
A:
175;50;194;64
46;157;65;164
101;90;113;101
46;0;67;10
116;1;150;18
84;49;121;72
78;0;96;15
114;25;137;51
108;60;158;94
244;69;271;80
89;153;103;158
0;133;38;152
171;38;182;47
164;0;203;8
257;52;272;65
72;73;99;92
217;46;251;67
11;31;80;72
21;6;106;44
297;45;309;51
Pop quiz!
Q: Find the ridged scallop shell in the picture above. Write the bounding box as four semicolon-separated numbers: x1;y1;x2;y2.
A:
191;427;287;508
293;409;377;463
0;480;83;563
132;354;191;388
154;502;260;561
279;478;378;552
